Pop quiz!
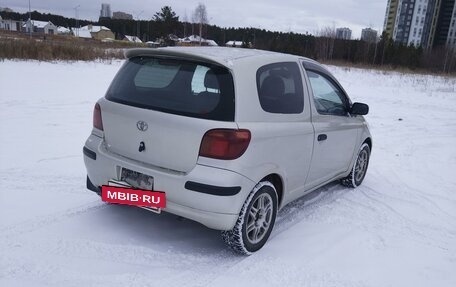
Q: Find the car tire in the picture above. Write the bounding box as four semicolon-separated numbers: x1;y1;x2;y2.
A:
221;181;278;255
341;143;371;188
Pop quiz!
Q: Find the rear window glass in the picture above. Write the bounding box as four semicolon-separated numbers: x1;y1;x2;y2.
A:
134;60;180;88
106;57;235;121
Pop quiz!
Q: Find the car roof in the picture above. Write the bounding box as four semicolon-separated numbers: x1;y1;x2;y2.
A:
125;46;319;67
124;47;342;89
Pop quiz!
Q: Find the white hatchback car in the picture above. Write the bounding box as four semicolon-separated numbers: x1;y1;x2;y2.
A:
83;47;371;254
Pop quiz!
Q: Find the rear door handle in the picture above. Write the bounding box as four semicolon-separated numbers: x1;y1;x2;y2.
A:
317;134;327;141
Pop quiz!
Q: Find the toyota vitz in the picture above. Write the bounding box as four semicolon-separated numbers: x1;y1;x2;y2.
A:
83;47;371;255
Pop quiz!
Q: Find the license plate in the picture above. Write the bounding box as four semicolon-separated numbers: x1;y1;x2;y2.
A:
121;168;154;190
102;185;166;210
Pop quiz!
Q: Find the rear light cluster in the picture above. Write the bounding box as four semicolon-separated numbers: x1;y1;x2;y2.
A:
93;103;104;131
199;129;251;160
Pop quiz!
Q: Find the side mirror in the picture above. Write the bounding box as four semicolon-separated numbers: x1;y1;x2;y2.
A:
350;102;369;115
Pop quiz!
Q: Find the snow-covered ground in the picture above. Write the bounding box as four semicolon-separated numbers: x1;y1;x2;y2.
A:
1;60;455;287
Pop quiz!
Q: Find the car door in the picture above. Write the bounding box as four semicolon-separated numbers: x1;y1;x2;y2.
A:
235;61;314;203
303;66;362;189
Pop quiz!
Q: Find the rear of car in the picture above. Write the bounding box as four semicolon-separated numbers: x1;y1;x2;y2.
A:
83;51;256;230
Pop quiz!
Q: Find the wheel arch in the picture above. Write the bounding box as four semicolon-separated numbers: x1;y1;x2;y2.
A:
261;173;284;209
363;137;372;151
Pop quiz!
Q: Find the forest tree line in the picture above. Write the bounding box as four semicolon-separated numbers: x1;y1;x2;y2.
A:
1;7;455;73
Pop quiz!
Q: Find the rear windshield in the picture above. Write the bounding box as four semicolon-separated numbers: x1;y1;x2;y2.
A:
105;56;235;121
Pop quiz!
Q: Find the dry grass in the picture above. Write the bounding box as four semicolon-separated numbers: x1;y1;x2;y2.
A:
322;59;456;77
0;31;145;61
0;38;122;61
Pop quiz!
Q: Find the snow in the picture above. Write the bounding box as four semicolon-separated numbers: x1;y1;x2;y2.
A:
57;26;71;34
22;20;53;29
181;35;205;42
226;40;244;47
124;35;142;43
72;28;92;39
80;25;111;33
73;25;112;39
1;60;456;287
179;35;219;46
205;40;218;47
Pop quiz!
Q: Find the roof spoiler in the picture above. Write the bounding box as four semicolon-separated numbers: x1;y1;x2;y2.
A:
124;48;224;66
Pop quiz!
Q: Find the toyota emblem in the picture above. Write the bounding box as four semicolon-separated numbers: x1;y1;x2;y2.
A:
136;121;148;132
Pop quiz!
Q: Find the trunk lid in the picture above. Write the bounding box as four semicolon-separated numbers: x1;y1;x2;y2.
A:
101;98;237;173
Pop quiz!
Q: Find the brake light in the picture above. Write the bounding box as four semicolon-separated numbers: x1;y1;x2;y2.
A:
199;129;251;160
93;103;103;131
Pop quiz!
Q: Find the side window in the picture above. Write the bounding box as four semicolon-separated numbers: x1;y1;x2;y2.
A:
306;70;348;116
256;62;304;114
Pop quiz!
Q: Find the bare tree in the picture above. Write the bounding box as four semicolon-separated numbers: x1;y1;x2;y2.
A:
183;10;188;37
317;26;336;61
193;3;208;45
191;10;197;36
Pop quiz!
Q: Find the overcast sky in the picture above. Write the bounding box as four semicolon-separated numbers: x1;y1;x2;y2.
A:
2;0;387;38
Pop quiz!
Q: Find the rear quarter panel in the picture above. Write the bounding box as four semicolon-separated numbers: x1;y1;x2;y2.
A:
198;55;315;208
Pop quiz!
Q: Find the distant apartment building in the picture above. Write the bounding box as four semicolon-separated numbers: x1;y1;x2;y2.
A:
336;28;352;40
100;3;112;19
113;11;133;20
384;0;400;37
414;0;444;49
385;0;456;48
434;0;456;46
361;28;378;42
407;0;429;46
447;2;456;45
392;0;416;45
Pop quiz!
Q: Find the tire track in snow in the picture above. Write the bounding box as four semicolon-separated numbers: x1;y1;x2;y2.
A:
364;184;456;220
347;187;456;250
202;184;347;286
0;201;246;287
1;224;244;287
361;186;456;234
0;201;106;241
269;183;344;239
367;165;456;222
37;155;79;163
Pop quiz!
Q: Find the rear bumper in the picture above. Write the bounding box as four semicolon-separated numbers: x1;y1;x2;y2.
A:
83;134;255;230
86;175;101;194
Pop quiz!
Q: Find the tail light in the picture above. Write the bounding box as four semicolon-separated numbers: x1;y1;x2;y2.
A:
93;103;103;131
199;129;251;160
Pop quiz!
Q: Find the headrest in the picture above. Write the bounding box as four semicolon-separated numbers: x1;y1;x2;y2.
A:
260;75;285;98
204;70;220;90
